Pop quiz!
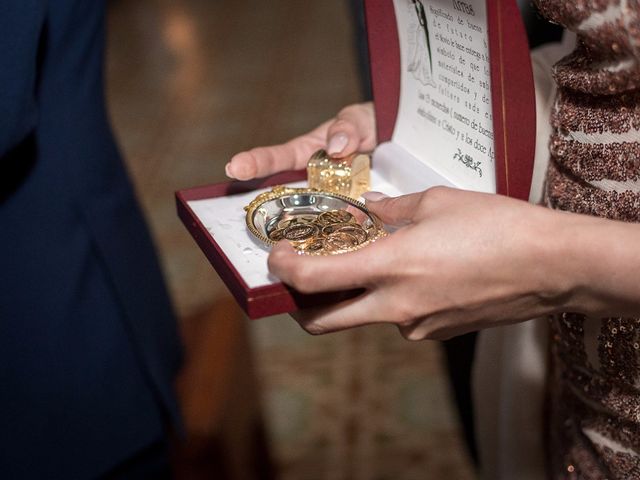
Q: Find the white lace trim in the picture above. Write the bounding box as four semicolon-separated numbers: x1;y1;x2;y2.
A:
589;178;640;193
583;427;639;457
577;4;622;32
561;129;640;145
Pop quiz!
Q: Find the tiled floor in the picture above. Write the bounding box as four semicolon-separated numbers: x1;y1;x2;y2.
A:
106;1;475;478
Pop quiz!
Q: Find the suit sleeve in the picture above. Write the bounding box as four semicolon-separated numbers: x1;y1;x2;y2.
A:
0;2;46;159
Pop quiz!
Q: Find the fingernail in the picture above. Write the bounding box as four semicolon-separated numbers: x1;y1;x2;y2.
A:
225;163;234;178
361;191;389;202
327;132;349;155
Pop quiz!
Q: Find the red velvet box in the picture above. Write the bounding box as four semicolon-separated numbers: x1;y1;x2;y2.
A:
176;0;535;319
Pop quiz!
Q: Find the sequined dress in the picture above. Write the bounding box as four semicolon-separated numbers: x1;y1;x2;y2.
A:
534;1;640;478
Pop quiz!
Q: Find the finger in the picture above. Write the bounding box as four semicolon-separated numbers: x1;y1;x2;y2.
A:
364;191;425;226
292;291;389;335
326;103;376;157
361;191;388;202
267;240;385;293
226;119;333;180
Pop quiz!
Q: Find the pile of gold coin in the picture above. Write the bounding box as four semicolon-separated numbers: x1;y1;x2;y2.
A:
267;209;383;254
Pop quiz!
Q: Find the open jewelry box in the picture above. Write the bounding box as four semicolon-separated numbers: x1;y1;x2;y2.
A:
176;0;535;319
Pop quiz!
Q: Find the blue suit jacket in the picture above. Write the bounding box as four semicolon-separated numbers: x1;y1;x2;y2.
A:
0;2;182;478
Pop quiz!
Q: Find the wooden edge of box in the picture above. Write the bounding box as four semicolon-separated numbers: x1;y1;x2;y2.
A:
487;0;536;201
365;0;400;145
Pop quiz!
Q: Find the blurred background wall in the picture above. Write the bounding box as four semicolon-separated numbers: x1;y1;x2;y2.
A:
106;0;474;478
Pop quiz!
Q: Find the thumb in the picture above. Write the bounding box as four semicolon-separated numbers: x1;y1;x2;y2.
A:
326;103;376;157
363;191;424;226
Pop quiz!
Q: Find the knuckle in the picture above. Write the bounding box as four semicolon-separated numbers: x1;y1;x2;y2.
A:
351;103;367;118
330;119;355;137
337;104;358;118
394;305;416;327
247;148;263;163
267;247;287;271
385;196;399;209
423;185;449;203
336;106;365;127
289;265;314;292
384;197;408;220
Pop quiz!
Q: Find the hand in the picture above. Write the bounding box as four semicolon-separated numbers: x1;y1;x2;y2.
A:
267;187;578;340
225;102;376;180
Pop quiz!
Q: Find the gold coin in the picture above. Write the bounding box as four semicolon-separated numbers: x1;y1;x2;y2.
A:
317;210;355;225
335;224;368;244
297;238;325;253
366;226;384;241
268;228;285;241
283;223;320;242
320;222;353;236
278;215;317;230
323;232;359;252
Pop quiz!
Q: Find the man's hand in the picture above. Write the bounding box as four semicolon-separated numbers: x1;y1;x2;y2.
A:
268;187;580;340
225;102;376;180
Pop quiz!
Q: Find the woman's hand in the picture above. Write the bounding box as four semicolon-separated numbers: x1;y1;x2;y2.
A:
225;102;376;180
267;187;588;340
228;102;640;340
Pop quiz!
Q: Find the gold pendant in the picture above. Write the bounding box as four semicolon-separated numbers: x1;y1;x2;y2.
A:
307;149;370;199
